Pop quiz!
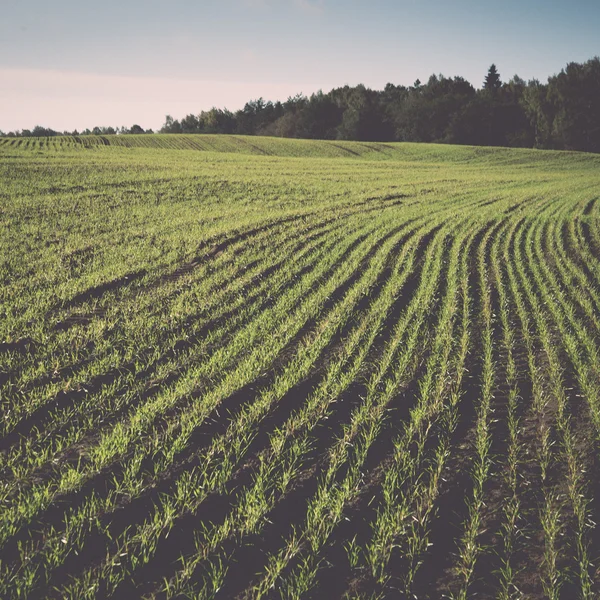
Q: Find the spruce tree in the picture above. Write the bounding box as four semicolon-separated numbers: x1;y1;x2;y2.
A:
484;64;502;92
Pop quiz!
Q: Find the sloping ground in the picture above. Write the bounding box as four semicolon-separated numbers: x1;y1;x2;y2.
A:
1;137;600;599
2;133;599;166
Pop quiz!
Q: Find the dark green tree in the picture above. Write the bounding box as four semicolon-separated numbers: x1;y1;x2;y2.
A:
395;75;475;143
31;125;58;136
333;85;388;141
161;115;183;133
179;115;200;133
547;57;600;152
484;64;502;93
198;108;236;134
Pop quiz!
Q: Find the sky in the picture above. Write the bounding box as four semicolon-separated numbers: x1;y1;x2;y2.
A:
1;0;599;132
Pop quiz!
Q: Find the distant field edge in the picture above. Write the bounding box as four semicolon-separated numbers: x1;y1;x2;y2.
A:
2;133;600;164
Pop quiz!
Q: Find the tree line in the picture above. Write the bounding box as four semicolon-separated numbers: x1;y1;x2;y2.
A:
1;124;153;138
3;57;599;153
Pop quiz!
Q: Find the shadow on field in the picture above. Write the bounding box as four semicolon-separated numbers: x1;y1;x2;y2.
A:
583;196;597;215
51;214;307;331
60;270;147;312
0;337;36;355
580;220;600;261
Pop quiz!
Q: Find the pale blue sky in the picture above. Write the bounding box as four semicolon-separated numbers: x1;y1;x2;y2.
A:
1;0;599;131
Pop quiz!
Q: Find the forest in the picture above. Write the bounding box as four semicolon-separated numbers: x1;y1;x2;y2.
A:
3;57;599;153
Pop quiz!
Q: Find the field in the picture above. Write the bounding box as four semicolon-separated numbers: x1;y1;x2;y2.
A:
1;134;600;599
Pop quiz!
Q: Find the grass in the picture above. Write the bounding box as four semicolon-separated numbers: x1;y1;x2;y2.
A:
1;134;600;599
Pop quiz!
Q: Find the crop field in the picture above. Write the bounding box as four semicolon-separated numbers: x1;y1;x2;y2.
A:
1;134;600;599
